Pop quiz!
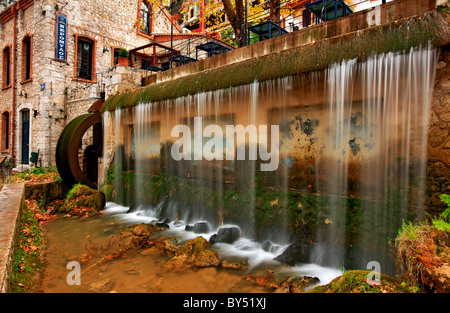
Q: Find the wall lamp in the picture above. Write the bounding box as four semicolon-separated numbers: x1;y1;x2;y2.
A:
33;110;39;118
19;89;27;98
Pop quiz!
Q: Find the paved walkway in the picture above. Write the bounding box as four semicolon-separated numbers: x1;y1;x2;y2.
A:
0;183;25;293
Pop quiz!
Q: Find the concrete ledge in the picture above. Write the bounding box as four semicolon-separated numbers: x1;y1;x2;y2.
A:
0;183;25;293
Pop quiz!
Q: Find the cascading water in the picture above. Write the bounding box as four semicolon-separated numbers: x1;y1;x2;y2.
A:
104;46;436;278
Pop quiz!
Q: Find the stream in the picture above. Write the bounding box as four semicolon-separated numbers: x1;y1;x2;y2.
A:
39;202;342;293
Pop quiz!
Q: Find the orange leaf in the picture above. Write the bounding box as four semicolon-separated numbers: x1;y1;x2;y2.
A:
243;274;254;281
255;277;268;286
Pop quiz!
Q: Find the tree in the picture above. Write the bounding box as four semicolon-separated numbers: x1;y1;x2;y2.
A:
221;0;246;47
269;0;281;24
157;0;356;48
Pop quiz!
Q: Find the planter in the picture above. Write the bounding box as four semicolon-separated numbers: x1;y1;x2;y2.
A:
118;56;129;66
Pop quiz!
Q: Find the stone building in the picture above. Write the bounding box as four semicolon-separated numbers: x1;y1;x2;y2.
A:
0;0;184;170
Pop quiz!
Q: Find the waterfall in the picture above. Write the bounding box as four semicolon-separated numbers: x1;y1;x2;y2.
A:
311;46;436;270
105;46;436;275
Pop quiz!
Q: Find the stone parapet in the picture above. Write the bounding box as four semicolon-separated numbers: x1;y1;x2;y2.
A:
0;183;25;293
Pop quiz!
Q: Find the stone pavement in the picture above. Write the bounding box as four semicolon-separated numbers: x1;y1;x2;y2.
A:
0;183;25;293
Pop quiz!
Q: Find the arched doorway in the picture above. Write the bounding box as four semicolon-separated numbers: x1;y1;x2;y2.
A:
20;109;30;165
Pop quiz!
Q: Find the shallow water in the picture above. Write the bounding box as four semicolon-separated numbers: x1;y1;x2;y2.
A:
40;202;342;293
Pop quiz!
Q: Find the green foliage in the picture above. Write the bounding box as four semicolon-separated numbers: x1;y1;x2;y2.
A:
309;270;419;293
438;194;450;221
432;219;450;231
118;48;129;58
10;202;44;292
432;194;450;231
66;183;95;202
9;166;58;182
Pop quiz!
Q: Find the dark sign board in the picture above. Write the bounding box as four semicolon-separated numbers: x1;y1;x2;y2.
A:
56;14;67;61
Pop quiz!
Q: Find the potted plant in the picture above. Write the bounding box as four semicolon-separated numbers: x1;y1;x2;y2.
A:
118;48;129;66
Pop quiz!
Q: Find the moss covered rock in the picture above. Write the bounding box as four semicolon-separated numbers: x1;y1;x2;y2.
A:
395;224;450;293
61;184;106;216
172;236;220;268
309;270;419;293
155;236;180;252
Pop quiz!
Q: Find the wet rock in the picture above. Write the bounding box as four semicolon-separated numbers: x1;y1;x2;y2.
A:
290;276;320;293
155;236;180;252
132;223;154;236
130;223;156;248
159;217;171;224
221;260;250;270
273;281;290;293
130;235;152;248
193;222;211;233
184;222;211;233
210;226;240;244
173;236;220;268
262;240;282;253
193;250;221;267
275;224;313;265
155;222;170;230
274;238;312;265
164;257;193;272
61;184;106;216
273;276;320;293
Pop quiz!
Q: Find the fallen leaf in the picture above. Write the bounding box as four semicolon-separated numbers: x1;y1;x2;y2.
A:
255;277;268;286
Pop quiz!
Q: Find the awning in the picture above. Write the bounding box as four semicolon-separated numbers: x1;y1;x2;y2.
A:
305;0;353;22
247;20;288;41
195;41;232;58
170;54;198;65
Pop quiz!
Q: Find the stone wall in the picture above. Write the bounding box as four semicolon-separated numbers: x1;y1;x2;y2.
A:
0;183;25;293
103;65;147;98
427;46;450;215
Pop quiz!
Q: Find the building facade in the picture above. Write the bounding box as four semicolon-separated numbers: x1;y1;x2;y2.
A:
0;0;177;169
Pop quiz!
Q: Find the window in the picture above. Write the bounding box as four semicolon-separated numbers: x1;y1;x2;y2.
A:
76;37;94;81
22;36;32;82
2;111;9;150
140;1;151;35
195;4;200;16
2;47;11;88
